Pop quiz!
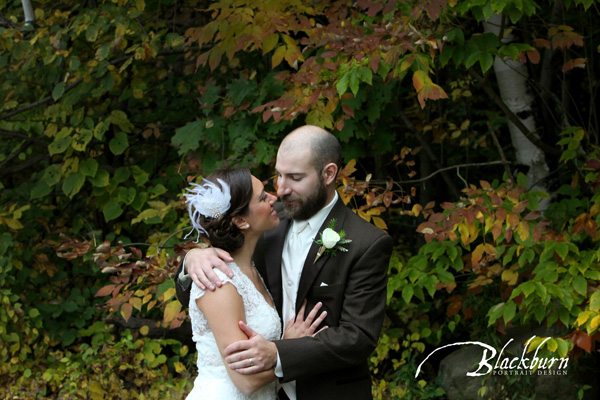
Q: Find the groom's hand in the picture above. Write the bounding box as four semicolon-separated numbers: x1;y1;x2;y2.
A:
185;247;233;291
224;321;277;374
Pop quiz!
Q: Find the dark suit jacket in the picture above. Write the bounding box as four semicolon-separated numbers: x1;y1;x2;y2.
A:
176;198;393;400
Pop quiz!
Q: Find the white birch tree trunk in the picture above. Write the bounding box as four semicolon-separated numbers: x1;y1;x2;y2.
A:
484;14;550;208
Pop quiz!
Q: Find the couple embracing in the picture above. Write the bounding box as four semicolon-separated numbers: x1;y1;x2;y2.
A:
176;125;393;400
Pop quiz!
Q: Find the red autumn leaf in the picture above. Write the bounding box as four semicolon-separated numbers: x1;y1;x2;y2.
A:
95;284;116;297
496;208;507;222
440;202;455;210
524;211;541;221
342;104;355;117
572;331;593;353
526;49;540;64
534;38;551;49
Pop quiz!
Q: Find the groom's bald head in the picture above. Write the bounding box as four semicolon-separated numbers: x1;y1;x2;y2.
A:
279;125;342;174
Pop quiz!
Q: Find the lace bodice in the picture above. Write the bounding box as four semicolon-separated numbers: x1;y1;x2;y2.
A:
186;262;281;400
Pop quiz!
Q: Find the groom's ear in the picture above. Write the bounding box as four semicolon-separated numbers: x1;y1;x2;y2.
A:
321;162;338;185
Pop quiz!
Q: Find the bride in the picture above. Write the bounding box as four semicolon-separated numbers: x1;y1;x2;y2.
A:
183;168;326;400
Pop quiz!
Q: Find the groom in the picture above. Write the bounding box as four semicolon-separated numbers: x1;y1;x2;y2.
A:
176;125;393;400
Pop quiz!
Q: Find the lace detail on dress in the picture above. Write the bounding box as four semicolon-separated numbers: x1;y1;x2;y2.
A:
186;262;281;400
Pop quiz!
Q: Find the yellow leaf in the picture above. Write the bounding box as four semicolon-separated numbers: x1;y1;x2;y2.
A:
483;243;497;256
120;303;133;322
458;223;470;246
501;269;518;286
140;325;149;336
162;287;176;302
3;218;24;230
358;210;370;222
373;217;387;230
576;311;592;326
411;204;422;217
163;300;182;325
271;45;286;68
174;361;186;373
472;243;485;265
129;297;142;311
517;221;530;241
589;315;600;333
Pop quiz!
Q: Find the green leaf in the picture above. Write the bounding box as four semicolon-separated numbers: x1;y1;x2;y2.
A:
72;129;93;152
556;242;569;260
62;172;86;198
464;49;480;69
113;167;131;184
30;182;53;200
172;120;203;155
573;275;587;296
109;132;129;155
89;169;109;187
118;187;137;205
52;82;66;101
48;137;72;156
503;301;516;324
86;25;99;42
349;68;360;96
149;184;167;198
41;165;63;186
109;110;134;133
132;166;149;186
80;158;98;177
358;67;373;85
402;285;414;304
103;199;123;221
94;120;110;140
479;52;494;73
336;73;350;96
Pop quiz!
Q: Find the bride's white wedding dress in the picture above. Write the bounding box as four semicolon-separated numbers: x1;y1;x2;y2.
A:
186;262;281;400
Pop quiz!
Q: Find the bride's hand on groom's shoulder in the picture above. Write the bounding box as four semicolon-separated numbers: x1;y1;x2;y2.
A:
186;247;233;291
283;300;328;339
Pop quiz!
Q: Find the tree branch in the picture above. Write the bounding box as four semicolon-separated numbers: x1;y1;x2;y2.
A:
0;128;49;147
487;121;514;180
396;115;462;199
468;68;561;156
0;78;83;120
0;153;50;177
370;160;512;186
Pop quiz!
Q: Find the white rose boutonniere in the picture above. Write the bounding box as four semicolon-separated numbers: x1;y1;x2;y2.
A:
314;219;352;263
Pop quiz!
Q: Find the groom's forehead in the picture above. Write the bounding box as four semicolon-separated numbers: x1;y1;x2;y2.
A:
276;151;315;173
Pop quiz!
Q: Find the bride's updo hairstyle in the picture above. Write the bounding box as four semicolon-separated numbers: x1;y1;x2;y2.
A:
188;168;253;253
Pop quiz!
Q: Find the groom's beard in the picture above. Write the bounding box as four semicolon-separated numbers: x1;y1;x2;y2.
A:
282;177;328;221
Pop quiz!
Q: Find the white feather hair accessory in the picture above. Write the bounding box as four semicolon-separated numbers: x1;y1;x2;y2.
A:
184;178;231;241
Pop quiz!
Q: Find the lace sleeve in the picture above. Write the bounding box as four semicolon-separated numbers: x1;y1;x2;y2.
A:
188;268;235;307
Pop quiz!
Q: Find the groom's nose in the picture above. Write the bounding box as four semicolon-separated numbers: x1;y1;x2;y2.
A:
277;179;291;197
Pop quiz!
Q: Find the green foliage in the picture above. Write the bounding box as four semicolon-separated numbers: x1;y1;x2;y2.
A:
2;0;600;398
3;323;193;399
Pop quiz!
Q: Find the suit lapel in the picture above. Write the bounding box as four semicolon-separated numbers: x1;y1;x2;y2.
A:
295;198;348;310
264;216;291;318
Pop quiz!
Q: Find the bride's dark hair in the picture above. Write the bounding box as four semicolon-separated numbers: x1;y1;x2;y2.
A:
195;168;253;253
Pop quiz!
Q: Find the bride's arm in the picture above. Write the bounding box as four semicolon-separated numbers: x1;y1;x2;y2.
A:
197;283;276;395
